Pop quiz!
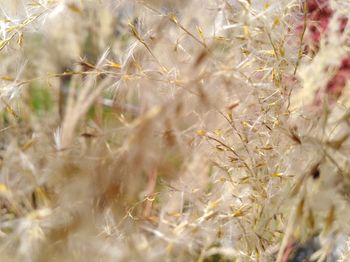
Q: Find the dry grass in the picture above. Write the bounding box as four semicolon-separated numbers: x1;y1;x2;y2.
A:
0;0;350;261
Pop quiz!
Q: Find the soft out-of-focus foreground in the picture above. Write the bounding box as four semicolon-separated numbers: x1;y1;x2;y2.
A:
1;0;350;261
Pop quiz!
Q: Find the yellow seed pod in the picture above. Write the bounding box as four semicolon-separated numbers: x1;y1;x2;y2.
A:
196;129;206;136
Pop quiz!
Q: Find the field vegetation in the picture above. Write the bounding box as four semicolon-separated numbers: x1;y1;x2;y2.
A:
0;0;350;261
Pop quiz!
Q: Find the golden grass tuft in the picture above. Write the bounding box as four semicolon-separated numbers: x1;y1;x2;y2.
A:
0;0;349;261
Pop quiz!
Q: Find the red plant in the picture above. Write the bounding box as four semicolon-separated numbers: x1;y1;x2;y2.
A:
301;0;349;104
